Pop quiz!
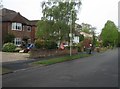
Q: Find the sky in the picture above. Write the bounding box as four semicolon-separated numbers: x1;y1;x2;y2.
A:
3;0;120;35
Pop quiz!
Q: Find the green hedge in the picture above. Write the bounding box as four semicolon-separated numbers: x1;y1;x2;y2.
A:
35;39;57;49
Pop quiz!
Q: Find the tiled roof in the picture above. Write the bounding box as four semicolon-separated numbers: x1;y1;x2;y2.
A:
30;20;39;26
1;8;38;25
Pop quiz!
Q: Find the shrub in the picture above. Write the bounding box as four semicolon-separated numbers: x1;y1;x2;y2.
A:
2;43;16;52
77;42;83;52
35;39;45;49
35;39;57;49
44;40;57;49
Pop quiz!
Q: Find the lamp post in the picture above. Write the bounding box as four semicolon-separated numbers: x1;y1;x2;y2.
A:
69;2;75;56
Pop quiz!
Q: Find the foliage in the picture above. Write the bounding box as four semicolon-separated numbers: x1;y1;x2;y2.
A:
92;31;97;48
2;43;16;52
101;20;118;47
4;34;15;43
35;39;57;49
36;20;69;42
95;41;100;47
81;23;91;34
37;1;82;46
44;40;58;49
77;42;83;52
79;34;84;42
35;39;45;49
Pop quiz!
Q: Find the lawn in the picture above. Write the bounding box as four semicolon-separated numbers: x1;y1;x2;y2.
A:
0;67;13;75
33;53;91;66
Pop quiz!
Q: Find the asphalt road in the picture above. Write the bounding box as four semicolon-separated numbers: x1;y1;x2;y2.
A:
2;48;118;87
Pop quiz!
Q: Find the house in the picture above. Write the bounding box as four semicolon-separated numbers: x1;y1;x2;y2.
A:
80;32;93;38
73;23;93;44
1;8;38;46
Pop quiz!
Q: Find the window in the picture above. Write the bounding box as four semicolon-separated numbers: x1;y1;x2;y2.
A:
27;26;31;32
14;38;22;46
12;22;22;31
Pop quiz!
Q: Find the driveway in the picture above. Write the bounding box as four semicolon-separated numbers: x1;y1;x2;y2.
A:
1;52;30;63
2;48;118;87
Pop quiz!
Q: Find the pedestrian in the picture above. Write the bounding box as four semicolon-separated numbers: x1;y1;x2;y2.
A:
89;43;92;54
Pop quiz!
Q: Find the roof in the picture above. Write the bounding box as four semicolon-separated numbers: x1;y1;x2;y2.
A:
80;32;93;38
30;20;39;26
1;8;38;25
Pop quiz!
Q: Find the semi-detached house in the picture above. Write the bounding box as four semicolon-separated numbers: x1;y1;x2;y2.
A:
1;8;38;46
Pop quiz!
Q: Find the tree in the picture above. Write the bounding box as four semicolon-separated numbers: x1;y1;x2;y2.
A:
101;20;118;47
81;23;92;34
37;0;82;47
79;34;84;42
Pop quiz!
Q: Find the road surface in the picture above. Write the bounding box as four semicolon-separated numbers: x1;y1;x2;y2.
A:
2;48;118;87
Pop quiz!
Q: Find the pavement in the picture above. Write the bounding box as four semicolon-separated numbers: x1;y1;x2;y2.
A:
2;48;118;87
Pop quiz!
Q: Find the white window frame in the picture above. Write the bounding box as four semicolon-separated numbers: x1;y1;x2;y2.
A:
12;22;22;31
14;38;22;46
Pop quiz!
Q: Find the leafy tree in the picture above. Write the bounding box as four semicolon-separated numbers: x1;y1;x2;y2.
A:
37;0;82;47
101;20;118;47
81;23;92;34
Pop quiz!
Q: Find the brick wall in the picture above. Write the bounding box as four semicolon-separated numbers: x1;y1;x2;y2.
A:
2;22;36;43
30;49;78;58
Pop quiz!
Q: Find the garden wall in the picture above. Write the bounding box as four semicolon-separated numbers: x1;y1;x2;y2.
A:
30;49;78;58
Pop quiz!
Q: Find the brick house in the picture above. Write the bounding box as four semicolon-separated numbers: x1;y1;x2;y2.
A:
1;8;38;46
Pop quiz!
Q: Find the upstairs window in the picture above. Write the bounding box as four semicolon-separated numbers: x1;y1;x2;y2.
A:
23;25;31;32
27;26;31;32
12;22;22;31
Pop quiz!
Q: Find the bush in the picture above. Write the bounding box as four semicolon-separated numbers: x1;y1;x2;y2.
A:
44;40;57;49
35;39;57;49
35;39;45;49
77;42;83;52
2;43;16;52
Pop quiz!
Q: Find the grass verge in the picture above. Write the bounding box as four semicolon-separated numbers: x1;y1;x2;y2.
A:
0;67;13;75
33;54;91;66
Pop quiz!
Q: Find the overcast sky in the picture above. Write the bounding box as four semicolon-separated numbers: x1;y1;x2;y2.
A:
3;0;119;34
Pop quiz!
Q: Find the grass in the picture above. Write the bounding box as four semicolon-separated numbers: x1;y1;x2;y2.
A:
33;54;91;66
0;67;13;75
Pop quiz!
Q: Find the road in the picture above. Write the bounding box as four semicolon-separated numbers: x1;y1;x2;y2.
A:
2;48;118;87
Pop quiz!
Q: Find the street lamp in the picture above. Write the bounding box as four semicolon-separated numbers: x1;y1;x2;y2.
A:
69;4;75;56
